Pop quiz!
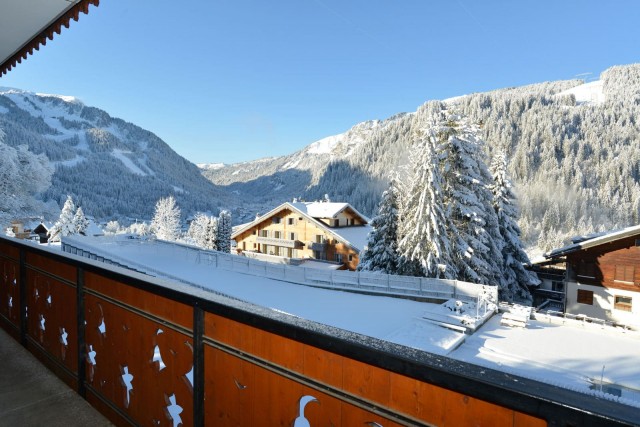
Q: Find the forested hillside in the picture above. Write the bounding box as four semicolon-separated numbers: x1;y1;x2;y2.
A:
0;89;229;222
202;64;640;250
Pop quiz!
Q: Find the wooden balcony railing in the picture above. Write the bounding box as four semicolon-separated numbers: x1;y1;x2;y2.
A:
0;235;636;426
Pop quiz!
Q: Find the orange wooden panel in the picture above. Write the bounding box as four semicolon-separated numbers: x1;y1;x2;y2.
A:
302;344;344;389
339;402;406;427
205;344;255;426
85;292;193;427
85;271;192;330
389;372;448;426
443;389;514;427
342;357;392;407
514;411;547;427
205;312;255;354
0;257;20;329
26;251;76;282
0;241;19;260
205;312;304;371
252;327;304;372
25;268;78;376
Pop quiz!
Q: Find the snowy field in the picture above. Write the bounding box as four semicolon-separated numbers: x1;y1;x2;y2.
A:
58;236;640;408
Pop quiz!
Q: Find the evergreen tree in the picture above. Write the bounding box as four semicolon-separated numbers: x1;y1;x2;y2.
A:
490;153;539;302
151;196;181;241
49;195;77;242
216;210;232;253
204;216;219;251
439;114;504;287
357;175;401;274
397;125;455;278
73;207;89;235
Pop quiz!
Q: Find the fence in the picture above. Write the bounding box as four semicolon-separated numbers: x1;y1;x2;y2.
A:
1;235;637;426
61;236;498;306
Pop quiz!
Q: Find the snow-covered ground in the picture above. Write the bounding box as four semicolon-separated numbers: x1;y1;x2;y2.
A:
556;80;604;105
58;235;640;408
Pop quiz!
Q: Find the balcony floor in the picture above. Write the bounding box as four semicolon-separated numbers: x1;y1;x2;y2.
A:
0;327;112;427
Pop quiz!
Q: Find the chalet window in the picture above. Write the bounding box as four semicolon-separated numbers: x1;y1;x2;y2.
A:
289;232;296;240
335;254;343;263
273;231;281;239
316;235;324;244
614;265;634;283
577;289;594;305
348;254;353;262
260;230;269;237
253;230;256;235
614;296;632;312
253;243;256;249
287;248;293;258
577;262;596;279
272;217;281;224
288;218;296;225
333;219;339;227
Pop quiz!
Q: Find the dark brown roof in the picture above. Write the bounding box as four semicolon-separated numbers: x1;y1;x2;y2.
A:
0;0;100;77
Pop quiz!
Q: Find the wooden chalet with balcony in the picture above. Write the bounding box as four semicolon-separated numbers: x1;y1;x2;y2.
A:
543;225;640;328
231;201;371;270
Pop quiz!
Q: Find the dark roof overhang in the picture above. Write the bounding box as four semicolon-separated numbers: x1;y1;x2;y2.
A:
0;0;100;77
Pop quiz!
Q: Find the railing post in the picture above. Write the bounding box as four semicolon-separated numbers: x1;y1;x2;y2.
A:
193;304;205;427
19;247;27;346
77;267;87;398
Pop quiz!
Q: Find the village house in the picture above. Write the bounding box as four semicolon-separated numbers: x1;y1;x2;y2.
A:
542;225;640;328
231;201;371;270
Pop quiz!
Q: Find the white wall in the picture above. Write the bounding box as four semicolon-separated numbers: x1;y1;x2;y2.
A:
566;281;639;327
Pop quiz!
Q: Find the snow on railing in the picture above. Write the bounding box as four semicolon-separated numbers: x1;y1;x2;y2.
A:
61;236;498;305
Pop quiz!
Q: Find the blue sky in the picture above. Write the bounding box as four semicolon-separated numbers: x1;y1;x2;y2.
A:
2;1;639;164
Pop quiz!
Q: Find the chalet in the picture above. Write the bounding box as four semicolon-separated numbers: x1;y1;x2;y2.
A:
543;225;640;328
231;201;371;270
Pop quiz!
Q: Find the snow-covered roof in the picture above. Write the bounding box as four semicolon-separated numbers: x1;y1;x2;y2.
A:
545;224;640;258
290;201;369;222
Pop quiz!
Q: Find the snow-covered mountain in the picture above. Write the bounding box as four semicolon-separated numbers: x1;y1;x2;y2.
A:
0;88;229;221
201;63;640;248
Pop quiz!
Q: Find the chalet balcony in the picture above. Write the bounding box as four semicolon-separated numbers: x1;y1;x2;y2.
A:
256;236;304;249
0;235;636;426
308;241;327;251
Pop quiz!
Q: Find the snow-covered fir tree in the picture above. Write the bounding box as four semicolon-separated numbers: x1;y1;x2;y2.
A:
357;175;401;274
490;152;539;302
188;213;218;250
73;207;89;235
216;210;232;253
127;221;151;236
397;121;455;278
439;113;505;290
151;196;181;241
49;195;77;242
104;220;122;235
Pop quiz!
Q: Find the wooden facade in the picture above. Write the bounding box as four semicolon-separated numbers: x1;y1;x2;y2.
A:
2;235;635;426
559;233;640;326
232;202;369;271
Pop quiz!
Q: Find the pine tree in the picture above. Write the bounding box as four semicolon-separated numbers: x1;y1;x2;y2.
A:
49;195;77;242
397;125;455;278
357;175;401;274
151;196;181;241
73;207;89;235
439;114;504;287
490;153;539;302
204;216;218;251
216;210;232;253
